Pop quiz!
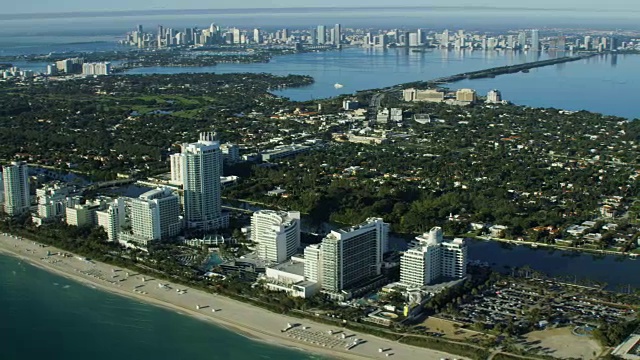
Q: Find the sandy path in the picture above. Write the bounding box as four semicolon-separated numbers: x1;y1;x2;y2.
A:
0;233;460;360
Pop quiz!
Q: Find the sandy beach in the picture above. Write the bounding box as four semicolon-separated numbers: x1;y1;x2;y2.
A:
0;233;462;360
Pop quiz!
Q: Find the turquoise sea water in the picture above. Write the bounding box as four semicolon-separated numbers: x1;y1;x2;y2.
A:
0;254;322;360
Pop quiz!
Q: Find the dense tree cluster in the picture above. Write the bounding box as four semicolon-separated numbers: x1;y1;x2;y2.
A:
0;73;311;179
225;99;640;236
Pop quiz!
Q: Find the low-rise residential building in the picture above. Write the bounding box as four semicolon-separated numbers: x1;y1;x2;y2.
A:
261;144;310;162
489;225;508;238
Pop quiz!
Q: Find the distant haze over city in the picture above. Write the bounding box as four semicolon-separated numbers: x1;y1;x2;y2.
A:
0;7;638;39
3;1;640;15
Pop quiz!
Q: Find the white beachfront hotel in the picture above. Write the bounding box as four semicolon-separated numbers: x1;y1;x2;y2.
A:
400;227;468;289
304;218;389;297
170;132;228;231
96;198;127;242
262;217;389;299
251;210;301;264
118;187;181;248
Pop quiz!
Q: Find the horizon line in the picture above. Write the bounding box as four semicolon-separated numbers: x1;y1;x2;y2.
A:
2;5;638;19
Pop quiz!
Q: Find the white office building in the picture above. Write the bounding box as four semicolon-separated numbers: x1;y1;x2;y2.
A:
2;161;30;216
400;227;467;289
251;210;301;263
305;218;388;294
96;198;127;242
170;132;227;231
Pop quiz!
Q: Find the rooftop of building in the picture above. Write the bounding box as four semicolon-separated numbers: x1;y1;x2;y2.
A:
270;259;305;276
139;187;173;200
262;144;310;154
327;217;386;239
253;209;300;225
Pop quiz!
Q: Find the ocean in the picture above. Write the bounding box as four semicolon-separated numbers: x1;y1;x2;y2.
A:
0;254;322;360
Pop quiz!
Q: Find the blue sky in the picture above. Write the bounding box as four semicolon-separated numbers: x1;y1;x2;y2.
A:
5;0;639;14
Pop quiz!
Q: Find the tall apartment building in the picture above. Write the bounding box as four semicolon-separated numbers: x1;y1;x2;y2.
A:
486;89;502;104
2;161;30;216
305;218;389;294
169;152;183;185
0;172;4;206
303;244;322;284
96;198;127;242
456;89;477;104
55;58;83;74
400;227;467;289
170;132;227;231
120;188;181;247
251;210;301;263
140;188;181;239
82;62;111;76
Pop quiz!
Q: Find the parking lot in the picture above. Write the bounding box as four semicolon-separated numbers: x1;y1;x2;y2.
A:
439;278;635;333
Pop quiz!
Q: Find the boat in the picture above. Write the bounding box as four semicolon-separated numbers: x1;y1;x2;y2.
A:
334;83;344;89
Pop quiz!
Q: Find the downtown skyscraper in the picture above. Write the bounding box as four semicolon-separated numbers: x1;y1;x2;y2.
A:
317;25;326;45
333;24;341;46
531;29;540;52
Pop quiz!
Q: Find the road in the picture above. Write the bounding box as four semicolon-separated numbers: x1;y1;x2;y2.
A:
368;92;385;120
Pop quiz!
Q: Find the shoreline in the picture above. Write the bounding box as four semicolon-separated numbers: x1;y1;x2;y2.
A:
473;235;638;258
0;233;462;360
